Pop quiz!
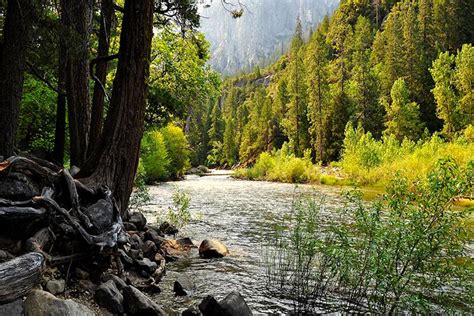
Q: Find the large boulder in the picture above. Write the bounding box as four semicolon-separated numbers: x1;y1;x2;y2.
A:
95;280;124;314
219;292;252;316
101;273;127;291
123;285;166;316
198;240;229;258
198;296;225;316
24;290;95;316
198;292;252;316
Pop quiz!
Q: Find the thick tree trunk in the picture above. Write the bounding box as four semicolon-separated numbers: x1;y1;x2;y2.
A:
80;0;154;216
0;0;36;158
89;0;114;155
61;0;92;167
53;47;67;166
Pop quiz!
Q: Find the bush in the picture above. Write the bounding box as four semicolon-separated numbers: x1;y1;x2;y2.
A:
235;144;321;184
266;159;474;314
339;122;474;185
161;123;191;179
141;130;170;183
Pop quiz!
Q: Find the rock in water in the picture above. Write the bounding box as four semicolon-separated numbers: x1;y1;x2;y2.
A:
198;239;229;258
24;290;95;316
198;292;252;316
123;286;166;316
220;292;253;316
182;306;202;316
95;280;124;314
198;296;224;316
173;275;195;296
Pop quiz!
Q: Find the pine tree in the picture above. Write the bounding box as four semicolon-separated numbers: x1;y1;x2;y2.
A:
349;16;383;138
282;17;309;156
430;44;474;139
383;78;423;141
306;27;330;162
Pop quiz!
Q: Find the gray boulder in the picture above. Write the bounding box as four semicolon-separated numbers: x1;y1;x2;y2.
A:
220;292;252;316
0;299;24;316
199;292;252;316
24;290;95;316
95;280;124;314
123;286;166;316
173;275;195;296
101;273;127;290
135;258;157;276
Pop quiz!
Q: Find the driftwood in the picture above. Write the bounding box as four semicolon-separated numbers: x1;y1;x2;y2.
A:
0;252;44;303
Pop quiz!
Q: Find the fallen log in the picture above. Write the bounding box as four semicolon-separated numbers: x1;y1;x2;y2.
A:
0;252;45;303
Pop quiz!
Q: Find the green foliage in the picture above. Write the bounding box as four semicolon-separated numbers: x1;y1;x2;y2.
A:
266;160;474;313
157;189;192;230
383;78;423;141
340;122;474;185
160;123;191;179
430;44;474;139
141;130;171;183
17;75;57;152
140;123;190;183
235;144;321;184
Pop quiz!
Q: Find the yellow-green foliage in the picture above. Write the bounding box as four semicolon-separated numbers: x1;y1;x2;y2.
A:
141;123;191;183
141;130;170;183
340;123;474;186
235;144;321;183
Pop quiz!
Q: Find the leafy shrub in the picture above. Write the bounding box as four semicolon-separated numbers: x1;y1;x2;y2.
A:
266;159;474;314
156;189;192;230
235;144;321;184
339;122;474;185
161;123;191;179
141;130;170;183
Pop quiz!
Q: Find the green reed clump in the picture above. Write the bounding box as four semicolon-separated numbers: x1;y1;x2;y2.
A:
265;159;473;314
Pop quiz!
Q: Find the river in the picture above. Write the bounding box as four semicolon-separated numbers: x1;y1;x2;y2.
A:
141;171;347;315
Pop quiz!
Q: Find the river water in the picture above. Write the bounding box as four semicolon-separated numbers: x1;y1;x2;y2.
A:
141;171;347;315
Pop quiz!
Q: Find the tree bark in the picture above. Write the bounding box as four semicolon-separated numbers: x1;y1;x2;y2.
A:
80;0;154;216
89;0;114;156
53;46;67;166
0;0;36;158
61;0;92;167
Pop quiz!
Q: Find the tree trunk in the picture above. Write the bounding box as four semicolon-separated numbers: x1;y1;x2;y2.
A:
53;46;67;166
89;0;114;156
0;0;36;158
80;0;154;216
61;0;92;167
